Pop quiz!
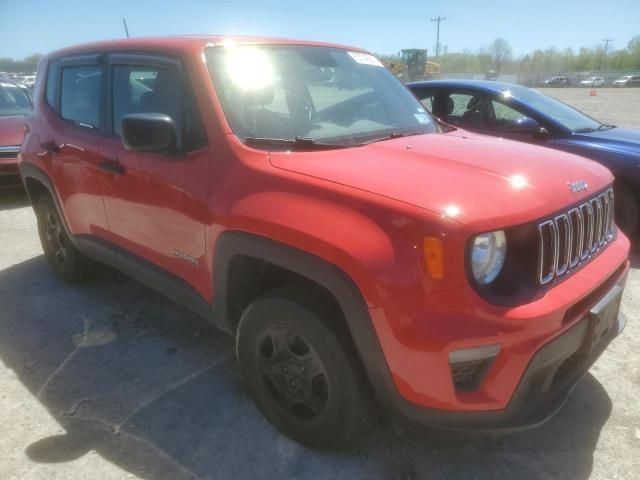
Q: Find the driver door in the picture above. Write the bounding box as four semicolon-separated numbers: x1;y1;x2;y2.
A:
98;53;210;294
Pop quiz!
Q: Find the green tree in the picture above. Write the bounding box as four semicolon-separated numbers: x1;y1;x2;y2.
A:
488;38;512;74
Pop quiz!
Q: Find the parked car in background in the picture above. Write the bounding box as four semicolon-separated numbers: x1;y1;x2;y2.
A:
0;80;32;189
579;76;604;87
19;36;629;447
485;69;498;81
409;79;640;234
21;75;36;88
541;76;569;87
613;75;640;87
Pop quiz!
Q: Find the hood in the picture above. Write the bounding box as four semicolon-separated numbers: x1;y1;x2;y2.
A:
570;127;640;157
0;116;25;147
269;132;613;231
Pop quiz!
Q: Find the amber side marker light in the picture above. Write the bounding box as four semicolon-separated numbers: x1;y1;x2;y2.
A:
423;237;444;279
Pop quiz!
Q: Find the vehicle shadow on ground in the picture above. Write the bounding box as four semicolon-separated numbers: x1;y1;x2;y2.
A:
0;187;30;211
0;256;612;480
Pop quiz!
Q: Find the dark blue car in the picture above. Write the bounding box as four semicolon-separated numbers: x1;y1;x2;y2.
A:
408;80;640;234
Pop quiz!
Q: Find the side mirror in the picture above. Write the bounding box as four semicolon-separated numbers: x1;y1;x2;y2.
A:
508;117;545;137
121;113;177;152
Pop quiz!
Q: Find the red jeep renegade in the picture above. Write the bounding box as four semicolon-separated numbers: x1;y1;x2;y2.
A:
19;36;629;447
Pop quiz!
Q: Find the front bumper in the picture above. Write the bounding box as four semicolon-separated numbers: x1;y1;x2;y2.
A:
364;234;629;432
0;156;22;190
394;277;625;433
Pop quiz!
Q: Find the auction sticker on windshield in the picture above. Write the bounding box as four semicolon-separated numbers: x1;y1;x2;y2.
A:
347;52;384;67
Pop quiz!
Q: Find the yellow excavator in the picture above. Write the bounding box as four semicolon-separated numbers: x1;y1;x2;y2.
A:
385;49;441;82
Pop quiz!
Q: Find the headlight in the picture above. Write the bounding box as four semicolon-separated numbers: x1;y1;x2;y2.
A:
471;230;507;284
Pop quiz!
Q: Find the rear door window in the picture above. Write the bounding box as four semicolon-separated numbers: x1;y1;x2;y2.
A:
60;66;103;129
447;93;474;125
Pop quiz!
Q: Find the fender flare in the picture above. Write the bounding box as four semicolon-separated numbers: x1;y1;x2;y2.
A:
212;230;381;348
19;162;71;236
210;231;408;409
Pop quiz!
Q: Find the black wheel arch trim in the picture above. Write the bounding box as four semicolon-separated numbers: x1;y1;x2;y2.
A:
211;230;382;349
211;230;410;421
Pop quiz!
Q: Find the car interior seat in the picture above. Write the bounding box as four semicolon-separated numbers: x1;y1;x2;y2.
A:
461;96;494;129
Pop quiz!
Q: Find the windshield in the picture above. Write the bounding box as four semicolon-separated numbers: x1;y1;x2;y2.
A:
0;82;32;116
205;45;437;147
512;86;601;131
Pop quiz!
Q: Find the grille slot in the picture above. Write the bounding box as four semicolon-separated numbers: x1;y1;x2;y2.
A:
538;188;614;285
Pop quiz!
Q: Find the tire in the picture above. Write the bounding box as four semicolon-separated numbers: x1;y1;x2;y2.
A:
35;195;94;282
236;289;374;448
614;182;639;237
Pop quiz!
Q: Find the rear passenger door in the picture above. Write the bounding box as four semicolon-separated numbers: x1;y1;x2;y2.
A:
44;55;110;237
99;54;211;295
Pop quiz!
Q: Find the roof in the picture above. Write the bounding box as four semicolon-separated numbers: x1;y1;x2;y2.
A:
45;35;367;60
407;79;525;95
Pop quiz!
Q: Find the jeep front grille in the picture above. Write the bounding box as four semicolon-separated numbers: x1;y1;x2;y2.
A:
537;188;614;285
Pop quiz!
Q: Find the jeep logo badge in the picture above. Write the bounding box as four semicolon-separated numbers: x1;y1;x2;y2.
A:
568;180;588;193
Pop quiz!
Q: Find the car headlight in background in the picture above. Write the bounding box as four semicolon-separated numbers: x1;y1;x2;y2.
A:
471;230;507;284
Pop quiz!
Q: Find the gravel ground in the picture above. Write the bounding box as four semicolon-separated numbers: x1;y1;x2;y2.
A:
543;87;640;129
1;89;640;480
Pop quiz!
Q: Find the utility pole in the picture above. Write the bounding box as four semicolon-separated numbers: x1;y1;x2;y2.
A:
123;18;130;38
431;16;446;57
600;37;613;70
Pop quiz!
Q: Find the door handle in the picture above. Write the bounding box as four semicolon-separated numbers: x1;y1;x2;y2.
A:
99;158;125;175
41;141;60;154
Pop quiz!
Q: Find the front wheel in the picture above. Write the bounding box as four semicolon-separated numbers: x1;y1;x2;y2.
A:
236;290;374;447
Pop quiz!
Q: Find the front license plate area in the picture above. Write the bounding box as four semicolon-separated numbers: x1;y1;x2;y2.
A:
586;286;622;353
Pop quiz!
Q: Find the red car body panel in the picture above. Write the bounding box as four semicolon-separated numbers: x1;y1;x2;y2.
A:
19;36;630;425
270;132;613;232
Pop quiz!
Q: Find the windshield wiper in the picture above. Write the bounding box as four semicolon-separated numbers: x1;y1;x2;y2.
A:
243;136;349;150
357;131;425;146
575;124;616;133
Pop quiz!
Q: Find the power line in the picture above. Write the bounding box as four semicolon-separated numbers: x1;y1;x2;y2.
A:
431;16;446;57
601;37;613;69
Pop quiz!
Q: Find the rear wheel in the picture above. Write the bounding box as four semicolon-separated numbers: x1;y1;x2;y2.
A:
614;183;639;237
35;195;94;282
236;290;374;447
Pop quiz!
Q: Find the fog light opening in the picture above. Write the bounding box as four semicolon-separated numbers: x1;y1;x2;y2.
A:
449;344;501;391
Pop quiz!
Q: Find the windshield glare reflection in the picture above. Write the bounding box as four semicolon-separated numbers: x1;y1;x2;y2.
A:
205;44;437;148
